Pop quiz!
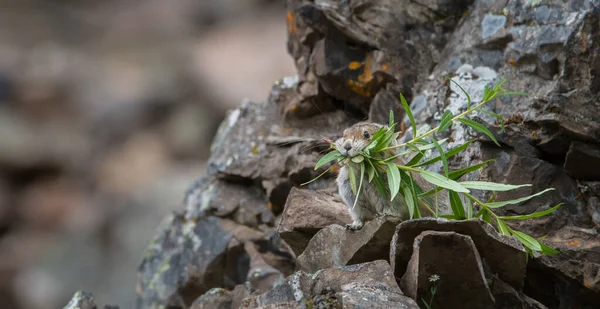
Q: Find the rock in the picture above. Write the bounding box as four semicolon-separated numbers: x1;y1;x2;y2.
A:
244;241;285;293
337;282;419;309
231;283;252;309
184;176;272;228
391;218;527;291
63;291;97;309
190;288;232;309
481;13;507;39
136;213;294;308
278;188;351;256
400;231;495;309
564;142;600;180
296;216;400;273
369;84;405;126
286;0;469;116
242;260;418;309
63;291;118;309
489;276;548;309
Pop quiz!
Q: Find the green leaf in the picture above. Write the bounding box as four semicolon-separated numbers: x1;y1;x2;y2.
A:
389;110;395;128
367;161;376;182
500;203;562;220
486;188;555;208
481;109;505;133
446;76;472;109
348;164;357;194
402;185;415;219
496;218;511;236
370;126;388;144
466;198;473;219
315;150;342;170
353;163;365;208
448;160;495;180
438;110;454;132
448;191;466;219
481;210;491;223
351;155;365;163
400;92;417;139
458;117;501;147
482;85;494;103
373;127;399;152
415;140;475;167
513;230;542;251
387;162;401;201
406;152;424;166
459;181;532;191
539;242;560;255
418;170;470;193
373;173;388;199
432;138;449;177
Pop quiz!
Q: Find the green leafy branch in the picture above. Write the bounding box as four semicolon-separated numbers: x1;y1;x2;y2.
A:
304;78;560;256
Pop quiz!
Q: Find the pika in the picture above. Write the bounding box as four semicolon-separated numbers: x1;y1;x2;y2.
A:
334;122;449;230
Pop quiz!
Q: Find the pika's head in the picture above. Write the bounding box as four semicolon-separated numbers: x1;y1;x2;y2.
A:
334;122;383;157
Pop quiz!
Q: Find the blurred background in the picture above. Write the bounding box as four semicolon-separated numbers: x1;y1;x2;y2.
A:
0;1;295;308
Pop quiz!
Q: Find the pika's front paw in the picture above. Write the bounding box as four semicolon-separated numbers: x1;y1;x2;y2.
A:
345;221;364;231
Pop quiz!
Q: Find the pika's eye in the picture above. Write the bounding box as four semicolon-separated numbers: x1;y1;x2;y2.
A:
363;130;370;139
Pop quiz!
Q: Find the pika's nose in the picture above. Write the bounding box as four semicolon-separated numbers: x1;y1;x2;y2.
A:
344;142;352;151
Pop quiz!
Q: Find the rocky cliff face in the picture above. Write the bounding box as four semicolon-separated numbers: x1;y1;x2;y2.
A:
65;0;600;308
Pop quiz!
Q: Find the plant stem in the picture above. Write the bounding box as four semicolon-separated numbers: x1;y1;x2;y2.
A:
382;96;495;152
464;193;499;219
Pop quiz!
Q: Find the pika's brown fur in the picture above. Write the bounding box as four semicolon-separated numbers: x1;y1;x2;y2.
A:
334;122;450;230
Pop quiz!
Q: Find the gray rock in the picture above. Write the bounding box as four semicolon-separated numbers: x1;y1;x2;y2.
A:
191;288;232;309
242;260;417;309
296;216;400;273
184;176;272;228
278;188;351;256
63;291;119;309
337;282;419;309
489;275;548;309
391;218;526;291
400;231;495;309
481;14;507;39
136;213;294;308
564;142;600;180
63;291;97;309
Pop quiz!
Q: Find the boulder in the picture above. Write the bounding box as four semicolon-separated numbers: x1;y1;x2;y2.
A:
278;188;351;256
242;260;418;309
296;216;400;273
391;218;527;291
400;231;495;309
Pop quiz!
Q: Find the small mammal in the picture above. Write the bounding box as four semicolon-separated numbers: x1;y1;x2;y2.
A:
334;122;449;230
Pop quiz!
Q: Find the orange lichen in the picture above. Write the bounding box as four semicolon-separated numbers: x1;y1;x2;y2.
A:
584;281;593;288
348;54;375;97
289;104;299;112
286;11;298;34
330;165;340;174
348;61;363;70
508;58;517;66
565;240;582;246
348;80;371;97
358;54;373;84
268;202;274;211
575;191;584;200
381;64;388;71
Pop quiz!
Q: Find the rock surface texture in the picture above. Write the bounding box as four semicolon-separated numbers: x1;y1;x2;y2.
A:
65;0;600;308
